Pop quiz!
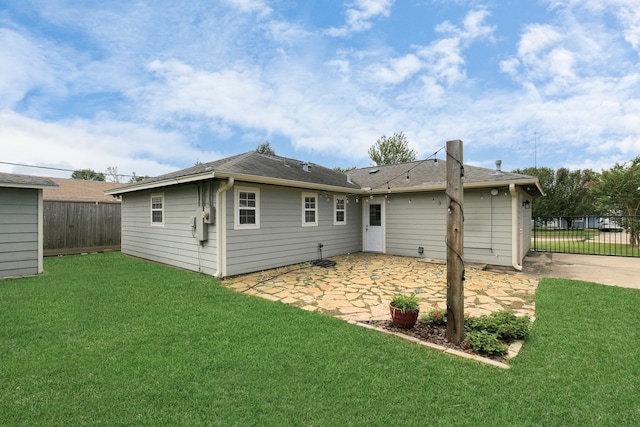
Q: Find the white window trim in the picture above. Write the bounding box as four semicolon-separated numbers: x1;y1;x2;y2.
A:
334;195;347;225
235;186;260;230
302;192;318;227
150;193;164;226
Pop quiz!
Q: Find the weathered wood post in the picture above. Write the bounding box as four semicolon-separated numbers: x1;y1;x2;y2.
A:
446;139;465;343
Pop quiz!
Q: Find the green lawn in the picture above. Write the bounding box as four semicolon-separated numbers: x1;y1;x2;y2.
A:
1;253;639;426
533;228;601;239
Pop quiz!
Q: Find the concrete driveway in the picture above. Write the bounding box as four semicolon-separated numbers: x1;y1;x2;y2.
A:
535;253;640;290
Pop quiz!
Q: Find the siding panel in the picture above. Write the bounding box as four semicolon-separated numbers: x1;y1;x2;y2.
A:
225;184;361;276
385;190;515;266
120;183;218;275
0;187;39;278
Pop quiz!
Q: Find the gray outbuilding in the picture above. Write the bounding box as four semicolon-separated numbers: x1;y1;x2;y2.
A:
0;173;58;279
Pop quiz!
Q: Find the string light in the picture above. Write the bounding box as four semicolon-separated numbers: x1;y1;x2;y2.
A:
366;145;445;193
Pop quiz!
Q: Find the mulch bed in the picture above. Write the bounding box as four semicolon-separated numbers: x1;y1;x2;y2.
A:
360;319;507;362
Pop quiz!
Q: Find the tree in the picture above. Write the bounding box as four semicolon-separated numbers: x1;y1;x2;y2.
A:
256;141;276;155
588;157;640;246
71;169;106;181
106;166;121;183
333;166;357;173
513;167;596;228
368;132;417;165
129;172;149;183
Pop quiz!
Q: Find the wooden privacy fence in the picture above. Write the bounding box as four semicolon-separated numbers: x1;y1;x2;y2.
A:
43;201;121;256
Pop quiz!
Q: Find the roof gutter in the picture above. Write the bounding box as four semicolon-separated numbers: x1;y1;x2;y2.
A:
355;179;544;196
214;177;234;278
509;183;522;271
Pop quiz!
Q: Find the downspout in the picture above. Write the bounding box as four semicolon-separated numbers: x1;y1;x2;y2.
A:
214;177;234;278
509;184;522;271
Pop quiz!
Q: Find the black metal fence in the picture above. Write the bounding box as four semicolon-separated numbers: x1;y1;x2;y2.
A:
532;215;640;257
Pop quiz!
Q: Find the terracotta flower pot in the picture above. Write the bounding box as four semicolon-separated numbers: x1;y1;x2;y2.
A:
389;304;420;329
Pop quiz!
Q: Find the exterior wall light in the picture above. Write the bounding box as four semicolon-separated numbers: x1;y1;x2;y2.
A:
523;200;531;209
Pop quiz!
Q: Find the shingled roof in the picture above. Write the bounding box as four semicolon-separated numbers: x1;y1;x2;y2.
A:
43;177;125;203
108;151;361;195
106;151;543;196
0;172;58;190
349;158;543;196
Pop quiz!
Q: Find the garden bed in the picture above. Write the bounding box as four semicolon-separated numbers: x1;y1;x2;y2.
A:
358;319;522;364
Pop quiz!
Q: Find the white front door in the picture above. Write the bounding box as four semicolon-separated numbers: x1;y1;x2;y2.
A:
364;200;384;252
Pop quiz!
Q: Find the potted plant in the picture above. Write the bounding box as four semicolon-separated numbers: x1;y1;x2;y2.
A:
389;294;420;328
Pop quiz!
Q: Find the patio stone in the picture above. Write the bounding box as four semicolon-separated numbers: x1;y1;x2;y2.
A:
476;295;497;304
223;253;539;322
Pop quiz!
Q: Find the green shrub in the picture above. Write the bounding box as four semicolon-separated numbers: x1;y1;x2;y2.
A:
467;310;531;341
390;294;420;311
421;305;447;326
466;330;509;356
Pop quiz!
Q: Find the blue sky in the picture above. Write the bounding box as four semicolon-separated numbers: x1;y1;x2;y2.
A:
1;0;639;180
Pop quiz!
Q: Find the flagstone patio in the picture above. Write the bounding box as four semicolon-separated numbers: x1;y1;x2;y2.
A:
223;252;538;321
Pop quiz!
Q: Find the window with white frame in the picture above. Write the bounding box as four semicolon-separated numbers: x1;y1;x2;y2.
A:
151;193;164;225
302;192;318;226
334;195;346;225
235;187;260;229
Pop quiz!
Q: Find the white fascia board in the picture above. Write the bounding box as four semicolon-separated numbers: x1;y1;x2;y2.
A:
104;172;216;195
105;171;360;196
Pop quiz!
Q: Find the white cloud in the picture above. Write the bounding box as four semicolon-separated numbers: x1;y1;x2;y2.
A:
359;9;494;87
368;54;422;84
224;0;272;15
546;0;640;52
617;3;640;50
325;0;393;36
0;110;216;177
416;38;465;86
436;8;495;40
0;29;60;109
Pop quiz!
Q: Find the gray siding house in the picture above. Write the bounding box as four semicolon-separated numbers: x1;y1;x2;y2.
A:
0;173;58;279
107;151;542;277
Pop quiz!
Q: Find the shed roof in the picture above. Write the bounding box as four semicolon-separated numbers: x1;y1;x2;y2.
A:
0;172;58;190
43;178;125;203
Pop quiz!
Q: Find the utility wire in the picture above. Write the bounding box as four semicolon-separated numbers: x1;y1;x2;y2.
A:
0;161;140;179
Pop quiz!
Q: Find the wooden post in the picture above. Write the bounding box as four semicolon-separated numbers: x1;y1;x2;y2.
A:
446;140;464;343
